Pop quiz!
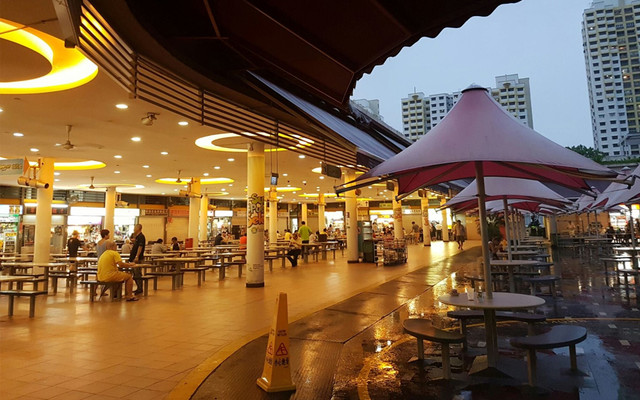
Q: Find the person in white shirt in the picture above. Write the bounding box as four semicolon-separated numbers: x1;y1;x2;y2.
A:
151;238;167;254
121;237;133;255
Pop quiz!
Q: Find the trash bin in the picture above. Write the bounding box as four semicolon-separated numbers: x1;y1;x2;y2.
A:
362;239;377;263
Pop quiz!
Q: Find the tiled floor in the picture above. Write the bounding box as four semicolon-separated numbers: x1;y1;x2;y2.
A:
0;241;471;399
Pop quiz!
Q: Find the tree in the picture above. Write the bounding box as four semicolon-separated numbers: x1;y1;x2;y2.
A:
566;145;606;163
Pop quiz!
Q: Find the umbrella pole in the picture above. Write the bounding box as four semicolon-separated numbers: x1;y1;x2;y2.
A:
595;210;600;238
503;197;512;261
475;162;493;299
587;212;591;236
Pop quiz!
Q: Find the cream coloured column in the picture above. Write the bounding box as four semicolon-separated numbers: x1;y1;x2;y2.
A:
269;187;278;244
421;195;431;246
246;141;265;287
33;158;54;263
199;194;209;243
392;183;404;240
441;198;450;242
344;170;358;263
317;193;326;232
301;202;308;225
104;186;116;235
188;178;201;240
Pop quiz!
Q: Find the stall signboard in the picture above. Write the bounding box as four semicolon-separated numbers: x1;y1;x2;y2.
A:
0;215;19;223
24;204;68;215
402;208;421;215
143;209;168;216
68;215;103;225
70;207;105;216
0;205;22;215
170;209;189;217
378;202;393;209
215;210;233;217
115;208;140;217
0;158;24;176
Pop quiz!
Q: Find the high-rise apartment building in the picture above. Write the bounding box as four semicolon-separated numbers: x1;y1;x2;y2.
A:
583;0;640;159
401;74;533;141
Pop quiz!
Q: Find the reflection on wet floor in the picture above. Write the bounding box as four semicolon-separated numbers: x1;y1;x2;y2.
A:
194;245;640;400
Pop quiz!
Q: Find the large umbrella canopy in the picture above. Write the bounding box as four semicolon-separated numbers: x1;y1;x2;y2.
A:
444;177;571;211
601;164;640;209
336;86;617;197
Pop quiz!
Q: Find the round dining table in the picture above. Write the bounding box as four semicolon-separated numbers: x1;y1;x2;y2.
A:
439;292;545;370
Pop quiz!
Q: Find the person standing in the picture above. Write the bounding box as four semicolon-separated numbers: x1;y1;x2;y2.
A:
298;221;312;244
128;224;146;295
411;221;420;243
453;220;466;250
67;230;82;257
96;229;110;259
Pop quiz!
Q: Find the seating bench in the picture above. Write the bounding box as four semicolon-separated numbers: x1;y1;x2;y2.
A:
511;325;587;387
264;255;279;271
140;275;158;296
146;271;184;290
447;310;546;346
79;280;123;302
49;271;77;295
523;275;561;298
464;273;507;291
403;318;465;379
181;266;209;286
0;290;48;317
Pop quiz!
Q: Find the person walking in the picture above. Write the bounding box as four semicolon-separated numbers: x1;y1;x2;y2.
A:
298;221;311;244
128;224;146;295
453;220;466;250
411;221;420;243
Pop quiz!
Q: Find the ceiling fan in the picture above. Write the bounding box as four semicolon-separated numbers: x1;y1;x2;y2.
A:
89;176;95;189
55;125;105;150
62;125;75;150
176;170;182;183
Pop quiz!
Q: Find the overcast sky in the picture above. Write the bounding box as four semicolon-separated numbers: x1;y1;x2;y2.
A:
352;0;594;147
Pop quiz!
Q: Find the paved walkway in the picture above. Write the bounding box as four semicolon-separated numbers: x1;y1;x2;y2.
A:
0;240;471;400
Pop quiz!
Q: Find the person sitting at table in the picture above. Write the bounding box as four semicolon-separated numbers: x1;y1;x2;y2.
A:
120;237;133;255
171;236;181;251
284;229;292;241
214;232;226;246
309;231;318;243
286;232;302;267
96;229;110;259
98;241;138;301
489;236;503;260
151;238;167;254
239;230;247;249
67;230;82;257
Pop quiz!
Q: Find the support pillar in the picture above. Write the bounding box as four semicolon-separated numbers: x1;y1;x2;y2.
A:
502;197;512;261
421;195;431;246
392;183;404;240
34;158;54;263
318;193;326;232
199;194;209;243
344;170;358;263
441;198;450;242
301;203;308;226
269;187;278;245
188;179;201;240
246;142;265;287
104;186;116;236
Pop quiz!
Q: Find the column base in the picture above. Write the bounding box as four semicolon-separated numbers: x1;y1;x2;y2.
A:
246;282;265;288
423;244;431;247
347;260;359;264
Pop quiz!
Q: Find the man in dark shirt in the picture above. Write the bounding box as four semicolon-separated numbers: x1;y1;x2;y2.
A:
67;230;81;257
128;224;146;295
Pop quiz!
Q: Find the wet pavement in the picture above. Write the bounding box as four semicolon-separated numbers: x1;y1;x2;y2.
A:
192;245;640;400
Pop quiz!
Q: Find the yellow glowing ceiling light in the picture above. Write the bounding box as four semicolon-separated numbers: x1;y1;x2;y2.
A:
195;132;313;153
333;197;374;202
298;193;338;198
155;177;234;185
207;191;229;196
24;160;106;170
77;183;144;189
312;167;364;175
0;19;98;94
243;187;302;192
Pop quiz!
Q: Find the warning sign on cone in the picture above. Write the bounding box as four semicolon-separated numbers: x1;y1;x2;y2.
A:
257;292;296;393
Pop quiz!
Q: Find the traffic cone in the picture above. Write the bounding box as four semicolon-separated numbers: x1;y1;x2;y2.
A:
256;292;296;392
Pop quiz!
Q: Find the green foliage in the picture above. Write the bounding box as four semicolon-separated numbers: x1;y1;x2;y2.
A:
566;145;606;163
476;214;504;240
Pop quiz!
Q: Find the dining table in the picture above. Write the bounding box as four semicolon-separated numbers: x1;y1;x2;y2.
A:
439;292;545;372
490;259;547;293
1;262;70;292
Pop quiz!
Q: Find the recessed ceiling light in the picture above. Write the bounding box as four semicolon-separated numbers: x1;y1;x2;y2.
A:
54;179;60;182
146;174;152;178
161;192;165;195
298;154;306;159
221;188;226;191
131;137;141;142
302;180;307;184
319;176;325;180
115;103;128;109
227;158;235;162
114;155;122;159
114;170;121;174
368;186;373;189
174;189;178;191
228;184;233;186
142;165;149;168
178;121;189;126
54;172;61;176
214;166;220;170
13;132;23;137
282;173;288;177
0;107;3;112
203;172;209;176
160;151;168;155
30;148;38;152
